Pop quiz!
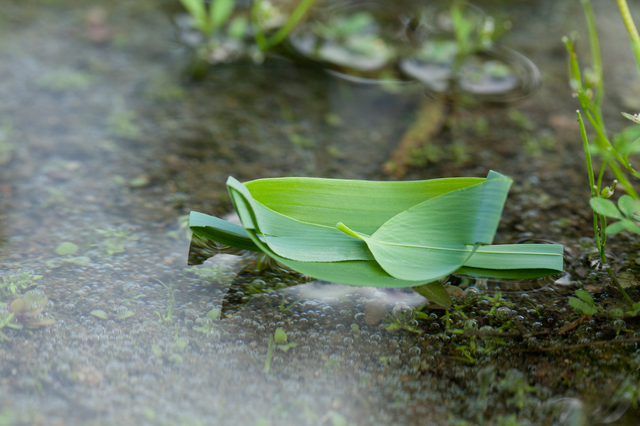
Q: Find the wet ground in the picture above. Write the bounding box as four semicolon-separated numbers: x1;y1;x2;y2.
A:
0;0;639;425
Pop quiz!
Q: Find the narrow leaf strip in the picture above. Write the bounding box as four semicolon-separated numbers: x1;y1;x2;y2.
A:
189;211;261;252
463;244;564;271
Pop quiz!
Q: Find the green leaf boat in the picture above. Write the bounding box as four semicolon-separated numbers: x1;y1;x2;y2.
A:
189;171;563;307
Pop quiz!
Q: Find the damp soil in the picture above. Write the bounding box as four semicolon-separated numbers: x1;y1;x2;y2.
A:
0;0;639;425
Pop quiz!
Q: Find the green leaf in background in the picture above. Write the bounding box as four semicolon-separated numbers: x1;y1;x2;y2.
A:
618;194;639;218
574;289;594;306
179;0;209;33
189;171;564;307
568;297;598;316
606;218;640;235
211;0;236;31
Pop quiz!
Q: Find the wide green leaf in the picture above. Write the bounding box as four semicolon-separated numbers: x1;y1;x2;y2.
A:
590;197;623;219
618;195;639;218
189;171;564;307
335;172;511;281
245;175;484;234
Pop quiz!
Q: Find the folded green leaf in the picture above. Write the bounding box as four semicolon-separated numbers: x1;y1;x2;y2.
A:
335;172;511;281
188;171;564;307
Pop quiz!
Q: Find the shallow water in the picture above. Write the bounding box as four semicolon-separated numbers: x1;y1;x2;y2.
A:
1;1;640;425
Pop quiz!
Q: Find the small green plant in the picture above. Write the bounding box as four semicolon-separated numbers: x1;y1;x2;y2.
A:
7;290;55;329
154;279;175;324
483;290;514;318
0;270;42;297
564;0;640;305
251;0;316;51
568;289;601;316
179;0;316;64
383;307;422;334
567;289;640;318
626;302;640;317
279;294;303;312
0;311;23;341
590;195;640;235
180;0;238;36
151;337;189;365
192;308;220;333
264;327;296;373
121;287;146;303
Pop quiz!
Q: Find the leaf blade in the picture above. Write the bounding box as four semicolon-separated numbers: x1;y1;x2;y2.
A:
338;173;512;281
590;197;623;219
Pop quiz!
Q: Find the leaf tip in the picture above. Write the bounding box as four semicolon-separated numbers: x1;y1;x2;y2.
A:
336;222;363;240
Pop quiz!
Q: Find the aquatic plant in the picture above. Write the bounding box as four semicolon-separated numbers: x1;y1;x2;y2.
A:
399;0;528;98
264;327;296;373
563;0;640;304
386;2;539;177
189;171;563;307
0;270;42;297
568;289;601;316
154;279;175;324
7;290;55;329
288;8;396;74
177;0;316;64
568;288;640;318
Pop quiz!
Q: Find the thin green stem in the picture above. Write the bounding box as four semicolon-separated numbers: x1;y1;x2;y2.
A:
562;36;582;86
264;335;274;373
616;0;640;77
578;111;597;195
606;266;634;305
251;0;268;50
265;0;316;49
578;110;607;257
599;213;607;250
581;0;605;111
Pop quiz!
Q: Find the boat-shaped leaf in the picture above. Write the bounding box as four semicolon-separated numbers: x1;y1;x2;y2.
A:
188;171;564;307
